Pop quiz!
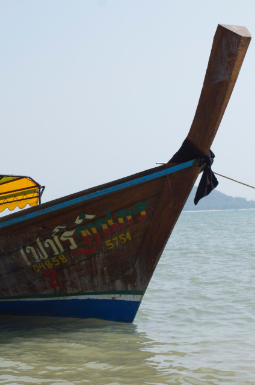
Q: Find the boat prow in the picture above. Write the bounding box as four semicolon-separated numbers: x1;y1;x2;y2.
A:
0;25;251;322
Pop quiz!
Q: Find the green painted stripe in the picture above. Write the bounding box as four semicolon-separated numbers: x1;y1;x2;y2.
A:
0;188;37;201
0;177;19;184
0;290;143;301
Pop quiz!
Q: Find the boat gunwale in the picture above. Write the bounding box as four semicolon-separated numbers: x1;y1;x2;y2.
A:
0;160;197;230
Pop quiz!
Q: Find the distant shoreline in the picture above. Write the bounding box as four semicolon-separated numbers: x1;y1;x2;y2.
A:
183;187;255;211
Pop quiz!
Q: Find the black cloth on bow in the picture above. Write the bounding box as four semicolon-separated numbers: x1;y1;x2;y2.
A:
169;138;218;205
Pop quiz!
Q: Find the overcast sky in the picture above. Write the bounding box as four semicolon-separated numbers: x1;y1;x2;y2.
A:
1;0;255;215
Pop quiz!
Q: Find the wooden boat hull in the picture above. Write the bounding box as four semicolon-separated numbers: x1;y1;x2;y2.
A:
0;161;195;322
0;24;251;322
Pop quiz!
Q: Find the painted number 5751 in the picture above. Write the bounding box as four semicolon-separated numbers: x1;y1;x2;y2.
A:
105;232;131;249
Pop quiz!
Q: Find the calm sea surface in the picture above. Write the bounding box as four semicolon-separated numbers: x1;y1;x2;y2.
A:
0;210;255;384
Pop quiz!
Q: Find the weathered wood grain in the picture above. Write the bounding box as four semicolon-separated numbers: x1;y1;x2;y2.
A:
0;191;158;276
133;24;252;292
0;218;150;294
0;171;165;235
187;24;251;153
0;177;164;249
0;25;251;322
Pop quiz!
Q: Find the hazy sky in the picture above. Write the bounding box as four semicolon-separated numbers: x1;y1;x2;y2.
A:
1;0;255;214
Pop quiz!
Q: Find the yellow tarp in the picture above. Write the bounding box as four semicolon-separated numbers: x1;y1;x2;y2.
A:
0;176;40;212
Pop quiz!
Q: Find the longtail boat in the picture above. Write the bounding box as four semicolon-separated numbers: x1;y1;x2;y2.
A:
0;25;251;323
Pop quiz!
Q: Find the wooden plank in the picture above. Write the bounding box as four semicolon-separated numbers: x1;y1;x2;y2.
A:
132;25;252;292
0;167;166;232
0;250;140;297
187;24;251;153
0;163;168;224
0;176;164;246
0;217;150;294
0;191;158;274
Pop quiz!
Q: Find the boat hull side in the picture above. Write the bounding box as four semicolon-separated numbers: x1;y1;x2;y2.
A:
0;293;142;323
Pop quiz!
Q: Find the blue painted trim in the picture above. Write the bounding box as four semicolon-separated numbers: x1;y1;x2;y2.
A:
0;159;195;229
0;298;141;323
0;290;143;300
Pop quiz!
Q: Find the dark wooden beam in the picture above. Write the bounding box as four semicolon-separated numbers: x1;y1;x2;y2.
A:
187;24;251;153
136;24;251;290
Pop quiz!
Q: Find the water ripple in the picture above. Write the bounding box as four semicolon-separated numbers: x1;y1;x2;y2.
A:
0;210;255;384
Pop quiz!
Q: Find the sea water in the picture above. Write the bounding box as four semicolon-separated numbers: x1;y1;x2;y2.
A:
0;210;255;384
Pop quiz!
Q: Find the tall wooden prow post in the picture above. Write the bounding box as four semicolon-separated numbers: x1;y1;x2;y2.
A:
135;24;251;290
188;24;252;154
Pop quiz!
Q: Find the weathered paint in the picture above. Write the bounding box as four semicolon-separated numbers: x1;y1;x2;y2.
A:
0;25;251;322
0;159;195;230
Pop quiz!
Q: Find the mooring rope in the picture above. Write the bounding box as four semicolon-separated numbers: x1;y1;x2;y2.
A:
156;163;255;191
213;172;255;190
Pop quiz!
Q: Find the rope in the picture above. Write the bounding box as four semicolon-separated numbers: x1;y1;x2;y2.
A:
155;163;255;191
214;172;255;190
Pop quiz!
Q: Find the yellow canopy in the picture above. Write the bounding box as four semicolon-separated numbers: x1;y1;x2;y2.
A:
0;175;44;212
